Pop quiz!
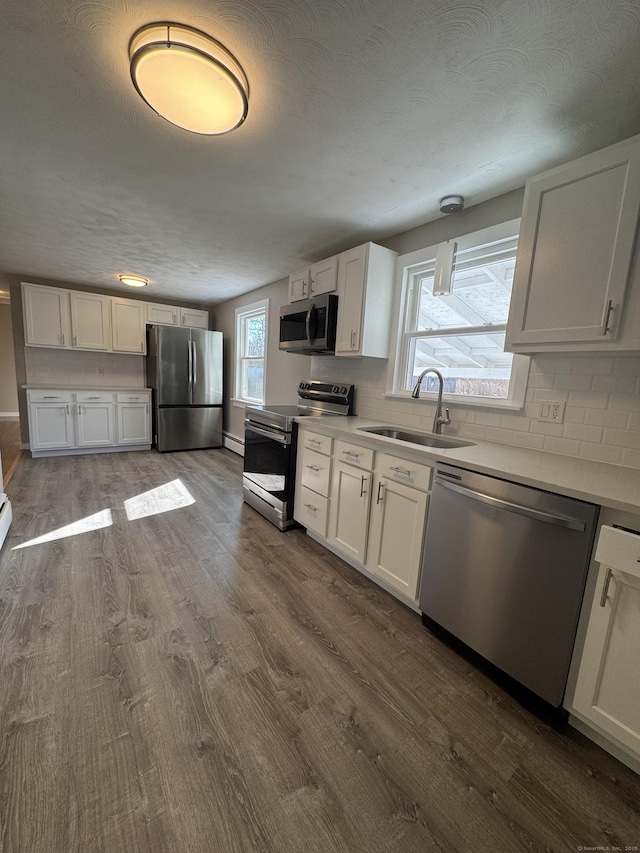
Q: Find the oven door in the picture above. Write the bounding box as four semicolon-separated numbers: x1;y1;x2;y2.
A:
242;420;295;529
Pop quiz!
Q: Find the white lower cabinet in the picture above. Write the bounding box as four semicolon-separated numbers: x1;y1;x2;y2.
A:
366;475;429;600
328;460;372;563
76;402;115;447
570;525;640;759
117;400;151;445
29;400;75;451
295;427;432;607
27;389;151;455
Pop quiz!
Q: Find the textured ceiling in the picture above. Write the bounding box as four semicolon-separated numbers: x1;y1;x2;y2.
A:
1;0;640;305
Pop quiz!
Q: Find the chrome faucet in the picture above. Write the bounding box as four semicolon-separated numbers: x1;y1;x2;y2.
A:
411;368;451;434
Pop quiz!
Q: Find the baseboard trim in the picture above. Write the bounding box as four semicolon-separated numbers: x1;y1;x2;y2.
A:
224;433;244;456
0;412;19;418
30;445;151;458
20;443;30;451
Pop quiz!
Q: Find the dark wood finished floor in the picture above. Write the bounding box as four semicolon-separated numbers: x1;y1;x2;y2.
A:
0;417;21;486
0;449;638;852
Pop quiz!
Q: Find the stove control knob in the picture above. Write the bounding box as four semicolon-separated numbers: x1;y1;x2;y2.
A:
332;385;339;394
341;386;347;394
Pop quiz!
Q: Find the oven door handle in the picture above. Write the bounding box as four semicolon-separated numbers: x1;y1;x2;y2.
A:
305;303;316;344
244;419;291;445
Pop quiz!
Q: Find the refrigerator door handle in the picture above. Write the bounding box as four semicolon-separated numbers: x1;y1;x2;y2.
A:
187;340;193;395
191;340;197;392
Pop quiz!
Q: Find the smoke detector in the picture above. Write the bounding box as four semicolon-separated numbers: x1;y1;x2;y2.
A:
439;195;464;214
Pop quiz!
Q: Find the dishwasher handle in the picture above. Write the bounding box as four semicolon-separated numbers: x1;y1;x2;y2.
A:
435;476;587;532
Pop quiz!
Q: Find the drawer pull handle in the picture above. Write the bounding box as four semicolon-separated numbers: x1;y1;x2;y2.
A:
88;396;101;400
43;396;59;399
390;465;412;477
601;299;614;336
308;439;321;446
306;464;321;472
78;405;82;415
304;503;318;513
376;481;384;504
344;450;360;459
360;475;367;497
599;567;614;607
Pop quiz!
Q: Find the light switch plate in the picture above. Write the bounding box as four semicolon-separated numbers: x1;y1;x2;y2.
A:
537;399;565;423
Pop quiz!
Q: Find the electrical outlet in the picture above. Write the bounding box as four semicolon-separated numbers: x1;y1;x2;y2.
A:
97;367;105;376
537;399;565;423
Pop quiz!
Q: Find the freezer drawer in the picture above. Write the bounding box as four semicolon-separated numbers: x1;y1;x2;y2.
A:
156;407;222;451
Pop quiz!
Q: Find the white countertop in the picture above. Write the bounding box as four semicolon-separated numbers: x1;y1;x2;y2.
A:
24;385;151;392
297;415;640;515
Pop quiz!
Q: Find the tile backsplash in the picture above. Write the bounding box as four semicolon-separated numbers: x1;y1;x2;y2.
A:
25;348;146;388
311;353;640;469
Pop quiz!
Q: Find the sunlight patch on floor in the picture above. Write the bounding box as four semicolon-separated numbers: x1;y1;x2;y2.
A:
124;479;195;521
12;509;113;550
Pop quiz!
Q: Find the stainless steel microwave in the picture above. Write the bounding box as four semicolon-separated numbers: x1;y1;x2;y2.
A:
279;293;338;354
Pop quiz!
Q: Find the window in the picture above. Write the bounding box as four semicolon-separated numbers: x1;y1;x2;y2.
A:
391;219;529;409
235;299;268;404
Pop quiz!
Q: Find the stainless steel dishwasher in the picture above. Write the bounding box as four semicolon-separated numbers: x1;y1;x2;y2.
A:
419;464;598;707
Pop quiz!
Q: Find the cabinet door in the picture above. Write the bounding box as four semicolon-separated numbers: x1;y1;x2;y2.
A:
310;256;338;297
571;526;640;754
147;303;179;326
179;307;208;329
70;292;111;350
507;136;640;348
328;460;371;563
29;403;74;450
288;268;310;302
22;283;71;348
76;403;115;447
366;476;428;600
117;402;151;445
335;245;366;354
112;298;146;353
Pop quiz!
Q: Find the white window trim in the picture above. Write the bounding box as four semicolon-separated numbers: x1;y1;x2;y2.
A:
234;298;269;406
386;219;530;411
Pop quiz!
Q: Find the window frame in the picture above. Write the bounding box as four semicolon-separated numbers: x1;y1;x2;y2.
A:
234;298;269;406
387;219;530;410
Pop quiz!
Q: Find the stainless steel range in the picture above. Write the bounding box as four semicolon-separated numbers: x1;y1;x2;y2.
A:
243;381;355;530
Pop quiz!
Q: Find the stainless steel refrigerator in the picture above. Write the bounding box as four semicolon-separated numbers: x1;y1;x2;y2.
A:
146;325;223;452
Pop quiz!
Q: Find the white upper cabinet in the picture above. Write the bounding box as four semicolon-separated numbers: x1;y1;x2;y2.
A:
335;242;397;357
506;134;640;352
288;268;310;302
146;303;209;329
111;297;147;354
179;307;208;329
22;283;208;353
70;292;111;350
147;303;179;326
288;256;339;302
22;283;71;348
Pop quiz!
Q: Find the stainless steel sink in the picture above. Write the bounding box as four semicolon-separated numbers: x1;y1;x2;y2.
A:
356;426;475;449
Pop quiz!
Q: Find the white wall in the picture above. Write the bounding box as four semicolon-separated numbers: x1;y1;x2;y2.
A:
24;348;146;389
212;277;311;443
310;353;640;469
0;303;18;415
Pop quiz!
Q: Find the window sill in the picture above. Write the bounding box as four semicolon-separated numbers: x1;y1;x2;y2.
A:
384;391;525;412
232;398;263;409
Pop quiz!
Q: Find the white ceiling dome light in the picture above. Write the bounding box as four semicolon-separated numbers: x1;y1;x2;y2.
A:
128;22;249;135
119;274;148;287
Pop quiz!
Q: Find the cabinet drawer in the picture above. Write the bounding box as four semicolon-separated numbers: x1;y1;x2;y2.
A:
75;391;114;403
377;453;432;492
300;447;331;497
301;430;332;456
595;525;640;577
116;391;151;403
295;486;329;537
28;390;72;403
335;439;374;470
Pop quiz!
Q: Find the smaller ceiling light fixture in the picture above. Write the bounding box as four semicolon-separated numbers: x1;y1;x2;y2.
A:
129;22;249;135
119;274;148;288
